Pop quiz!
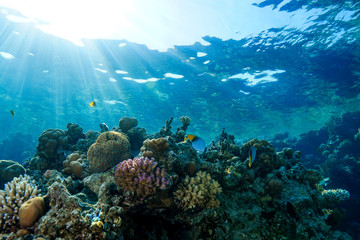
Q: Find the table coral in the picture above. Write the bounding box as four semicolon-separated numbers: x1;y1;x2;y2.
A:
87;131;131;173
0;175;41;232
114;156;169;199
174;171;222;210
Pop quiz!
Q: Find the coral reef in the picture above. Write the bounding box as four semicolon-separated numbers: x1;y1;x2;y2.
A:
322;189;350;205
62;152;89;178
0;160;26;189
65;123;86;145
0;175;41;232
140;137;169;161
75;129;101;154
174;171;222;210
114;157;169;199
119;116;138;133
127;127;148;152
19;196;45;228
87;131;131;173
1;119;353;239
29;129;68;171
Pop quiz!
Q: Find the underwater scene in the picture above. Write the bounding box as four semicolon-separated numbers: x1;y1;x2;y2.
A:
0;0;359;239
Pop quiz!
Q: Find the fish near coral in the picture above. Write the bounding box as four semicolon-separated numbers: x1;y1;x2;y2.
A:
248;145;257;167
89;101;96;107
184;134;206;152
10;110;14;117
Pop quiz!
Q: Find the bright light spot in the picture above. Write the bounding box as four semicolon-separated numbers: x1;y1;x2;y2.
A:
95;68;107;73
109;77;117;82
0;0;314;50
118;43;127;47
203;60;210;64
103;100;127;105
123;77;161;83
197;52;207;57
239;90;250;95
229;69;285;86
27;52;34;56
115;70;128;74
42;70;49;73
6;14;31;23
164;73;184;79
0;52;15;59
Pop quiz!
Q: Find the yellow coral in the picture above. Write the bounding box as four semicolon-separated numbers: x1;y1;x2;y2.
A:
87;131;131;173
141;138;169;160
174;171;222;210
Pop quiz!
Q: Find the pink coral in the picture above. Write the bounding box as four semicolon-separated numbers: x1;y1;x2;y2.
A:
114;157;169;199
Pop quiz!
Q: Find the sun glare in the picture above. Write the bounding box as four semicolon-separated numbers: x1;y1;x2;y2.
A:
0;0;306;50
1;0;135;46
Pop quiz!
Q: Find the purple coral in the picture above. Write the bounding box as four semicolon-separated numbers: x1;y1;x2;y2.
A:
114;157;169;199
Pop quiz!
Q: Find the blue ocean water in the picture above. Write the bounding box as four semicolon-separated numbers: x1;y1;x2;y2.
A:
0;0;359;238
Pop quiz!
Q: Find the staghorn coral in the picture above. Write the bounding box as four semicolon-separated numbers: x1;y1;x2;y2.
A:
322;189;350;205
87;131;131;173
114;157;169;199
174;171;222;210
0;175;41;232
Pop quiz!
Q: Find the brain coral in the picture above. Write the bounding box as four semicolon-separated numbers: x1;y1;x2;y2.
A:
174;171;222;210
87;131;131;173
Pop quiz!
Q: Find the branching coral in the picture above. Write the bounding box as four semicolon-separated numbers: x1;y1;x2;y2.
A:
87;131;131;173
114;157;169;199
174;171;222;210
0;175;41;232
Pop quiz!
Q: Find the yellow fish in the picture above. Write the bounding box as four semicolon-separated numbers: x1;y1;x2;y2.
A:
248;146;257;168
10;110;14;117
89;101;96;107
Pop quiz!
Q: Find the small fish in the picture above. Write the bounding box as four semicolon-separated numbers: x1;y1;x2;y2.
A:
10;110;14;117
184;134;206;152
248;146;257;168
89;101;96;107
